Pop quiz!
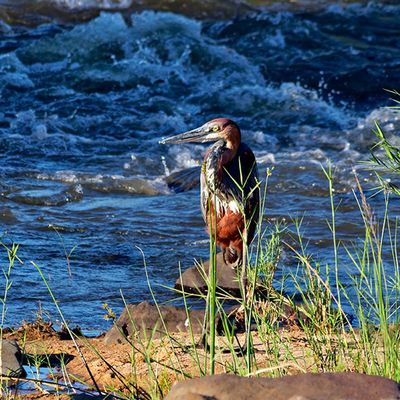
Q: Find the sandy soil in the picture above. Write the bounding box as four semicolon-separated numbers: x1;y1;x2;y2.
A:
3;320;356;399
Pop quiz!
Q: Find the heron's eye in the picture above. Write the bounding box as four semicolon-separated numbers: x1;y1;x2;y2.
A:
212;125;219;132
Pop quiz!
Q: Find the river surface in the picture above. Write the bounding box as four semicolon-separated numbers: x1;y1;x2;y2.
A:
1;0;400;332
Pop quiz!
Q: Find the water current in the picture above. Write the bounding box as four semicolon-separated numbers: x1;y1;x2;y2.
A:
1;0;400;332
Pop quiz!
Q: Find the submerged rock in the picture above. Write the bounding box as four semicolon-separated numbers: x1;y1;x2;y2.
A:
1;339;26;378
165;372;400;400
104;301;204;344
165;166;200;193
8;183;83;206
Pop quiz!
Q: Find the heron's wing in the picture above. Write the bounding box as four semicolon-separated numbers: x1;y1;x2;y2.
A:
165;166;201;193
221;143;260;241
221;143;259;203
200;142;260;239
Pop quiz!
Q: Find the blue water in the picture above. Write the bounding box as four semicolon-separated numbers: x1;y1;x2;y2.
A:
1;1;400;332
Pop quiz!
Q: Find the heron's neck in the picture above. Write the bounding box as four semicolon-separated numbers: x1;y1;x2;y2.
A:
218;136;239;167
204;141;239;193
203;141;223;191
224;125;241;154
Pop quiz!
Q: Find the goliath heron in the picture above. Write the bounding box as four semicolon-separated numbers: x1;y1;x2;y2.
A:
160;118;259;270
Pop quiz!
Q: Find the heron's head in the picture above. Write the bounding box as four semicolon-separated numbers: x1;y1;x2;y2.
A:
159;118;241;150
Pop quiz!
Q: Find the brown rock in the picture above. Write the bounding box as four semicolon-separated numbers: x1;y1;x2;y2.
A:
104;302;204;344
165;372;400;400
175;253;242;296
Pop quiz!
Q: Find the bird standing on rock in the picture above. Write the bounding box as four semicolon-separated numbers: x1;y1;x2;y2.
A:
160;118;260;271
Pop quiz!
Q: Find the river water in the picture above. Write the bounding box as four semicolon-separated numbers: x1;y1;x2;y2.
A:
1;0;400;332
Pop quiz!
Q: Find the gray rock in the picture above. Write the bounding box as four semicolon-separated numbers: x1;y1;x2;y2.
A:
165;372;400;400
104;302;204;344
175;253;242;296
1;339;26;378
165;166;200;193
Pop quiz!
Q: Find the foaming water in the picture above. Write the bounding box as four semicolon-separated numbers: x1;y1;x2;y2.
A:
0;3;400;330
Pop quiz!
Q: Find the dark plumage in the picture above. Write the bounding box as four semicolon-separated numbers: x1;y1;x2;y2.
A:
161;118;259;268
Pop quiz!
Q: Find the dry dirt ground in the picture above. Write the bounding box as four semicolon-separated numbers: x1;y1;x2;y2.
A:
3;320;356;399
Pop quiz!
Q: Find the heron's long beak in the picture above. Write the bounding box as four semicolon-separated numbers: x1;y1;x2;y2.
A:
159;126;219;145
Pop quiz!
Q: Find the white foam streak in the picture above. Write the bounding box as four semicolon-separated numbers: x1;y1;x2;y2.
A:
35;171;170;195
55;0;132;10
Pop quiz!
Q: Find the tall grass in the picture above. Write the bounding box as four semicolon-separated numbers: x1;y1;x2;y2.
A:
205;188;218;375
0;243;23;398
188;160;400;382
343;179;400;379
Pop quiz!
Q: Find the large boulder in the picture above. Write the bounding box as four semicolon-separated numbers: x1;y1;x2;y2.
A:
165;372;400;400
175;253;242;296
104;302;204;344
1;339;26;378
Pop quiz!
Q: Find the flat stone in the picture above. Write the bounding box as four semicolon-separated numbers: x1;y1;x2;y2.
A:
104;302;204;344
1;339;26;378
165;372;400;400
175;253;242;296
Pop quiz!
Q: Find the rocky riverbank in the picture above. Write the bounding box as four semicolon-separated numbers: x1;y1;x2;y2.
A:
2;301;399;399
